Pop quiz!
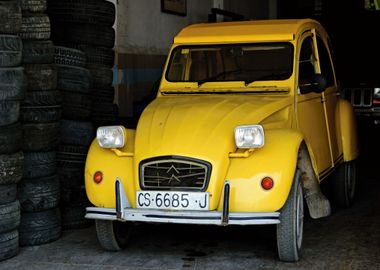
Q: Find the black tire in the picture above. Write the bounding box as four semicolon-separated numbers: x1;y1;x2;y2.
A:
19;208;61;246
0;100;19;127
0;152;23;185
56;44;115;67
23;64;57;91
56;145;88;169
0;1;21;34
58;168;85;205
0;230;19;262
54;46;86;67
21;105;62;123
51;23;115;48
0;185;17;205
61;206;93;230
47;0;115;26
56;64;91;93
0;123;22;154
18;174;60;212
277;169;304;262
91;102;118;127
22;122;60;151
23;151;56;179
332;160;357;208
22;89;61;106
60;120;94;146
21;0;46;13
0;35;22;67
79;45;114;67
0;67;26;101
91;115;118;128
60;183;87;205
62;91;91;120
88;65;113;89
0;201;20;234
92;102;118;114
95;220;131;251
22;40;54;64
20;14;51;40
21;90;62;123
92;87;115;103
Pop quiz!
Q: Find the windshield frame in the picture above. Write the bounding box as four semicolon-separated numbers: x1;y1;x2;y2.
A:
164;42;295;86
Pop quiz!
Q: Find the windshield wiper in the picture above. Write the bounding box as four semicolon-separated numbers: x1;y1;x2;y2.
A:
245;72;290;85
197;69;243;87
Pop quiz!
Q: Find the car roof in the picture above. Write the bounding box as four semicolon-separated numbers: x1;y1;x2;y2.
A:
174;19;323;44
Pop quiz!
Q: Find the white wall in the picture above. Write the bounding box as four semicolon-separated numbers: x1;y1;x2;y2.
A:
115;0;213;55
114;0;277;55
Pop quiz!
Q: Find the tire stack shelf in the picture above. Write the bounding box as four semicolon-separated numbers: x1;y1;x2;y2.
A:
0;0;23;261
46;0;117;228
47;0;117;129
54;47;94;229
18;0;62;247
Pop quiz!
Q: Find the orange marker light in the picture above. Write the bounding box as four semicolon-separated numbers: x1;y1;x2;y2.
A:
94;171;103;184
261;177;274;190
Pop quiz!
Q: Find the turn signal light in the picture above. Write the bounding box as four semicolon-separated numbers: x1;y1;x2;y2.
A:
93;171;103;184
261;177;274;190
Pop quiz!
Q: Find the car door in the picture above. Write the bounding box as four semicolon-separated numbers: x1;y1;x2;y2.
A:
314;35;342;166
296;32;332;177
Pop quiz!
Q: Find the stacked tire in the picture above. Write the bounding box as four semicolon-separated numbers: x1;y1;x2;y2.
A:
47;0;118;128
18;0;62;247
54;48;94;230
0;0;24;261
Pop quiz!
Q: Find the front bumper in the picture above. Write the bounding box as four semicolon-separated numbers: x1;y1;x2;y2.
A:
85;178;280;226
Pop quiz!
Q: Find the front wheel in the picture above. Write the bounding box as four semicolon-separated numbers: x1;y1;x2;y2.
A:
277;170;304;262
95;220;131;251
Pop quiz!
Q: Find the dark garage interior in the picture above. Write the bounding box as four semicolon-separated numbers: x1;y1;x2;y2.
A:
0;0;379;269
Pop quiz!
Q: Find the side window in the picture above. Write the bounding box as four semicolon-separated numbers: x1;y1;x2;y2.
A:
316;36;335;87
298;36;316;85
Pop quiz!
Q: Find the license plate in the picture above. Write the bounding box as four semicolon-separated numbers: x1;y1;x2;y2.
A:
136;191;209;211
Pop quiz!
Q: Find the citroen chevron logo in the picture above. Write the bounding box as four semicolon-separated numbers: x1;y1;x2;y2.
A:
166;165;180;174
168;174;180;183
166;165;181;183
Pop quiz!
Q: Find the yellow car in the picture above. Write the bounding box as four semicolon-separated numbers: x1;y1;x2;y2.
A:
84;19;359;262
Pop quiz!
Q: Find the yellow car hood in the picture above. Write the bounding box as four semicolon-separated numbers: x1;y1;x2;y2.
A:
134;94;292;162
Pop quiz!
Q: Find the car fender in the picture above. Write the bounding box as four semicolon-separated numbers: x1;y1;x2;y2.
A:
85;128;136;208
336;99;359;161
223;129;304;212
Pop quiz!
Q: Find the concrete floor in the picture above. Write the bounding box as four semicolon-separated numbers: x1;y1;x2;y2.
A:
1;129;380;269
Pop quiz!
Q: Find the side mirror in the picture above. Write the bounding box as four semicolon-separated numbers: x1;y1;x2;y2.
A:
299;74;327;94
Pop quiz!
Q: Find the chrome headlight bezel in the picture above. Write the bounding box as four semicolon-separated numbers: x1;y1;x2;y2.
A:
234;125;265;149
96;126;125;148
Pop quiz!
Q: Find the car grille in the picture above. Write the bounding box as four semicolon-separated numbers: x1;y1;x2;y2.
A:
342;88;372;107
139;157;211;191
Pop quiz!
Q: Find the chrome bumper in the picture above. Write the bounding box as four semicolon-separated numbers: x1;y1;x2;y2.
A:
85;178;280;226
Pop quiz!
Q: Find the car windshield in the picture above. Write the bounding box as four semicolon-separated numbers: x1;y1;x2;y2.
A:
165;43;294;85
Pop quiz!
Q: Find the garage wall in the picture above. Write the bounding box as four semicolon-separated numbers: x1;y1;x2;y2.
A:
113;0;213;120
224;0;270;20
112;0;276;122
116;0;212;54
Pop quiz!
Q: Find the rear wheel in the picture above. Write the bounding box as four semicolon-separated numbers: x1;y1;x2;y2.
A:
95;220;130;251
333;161;356;208
277;169;304;262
